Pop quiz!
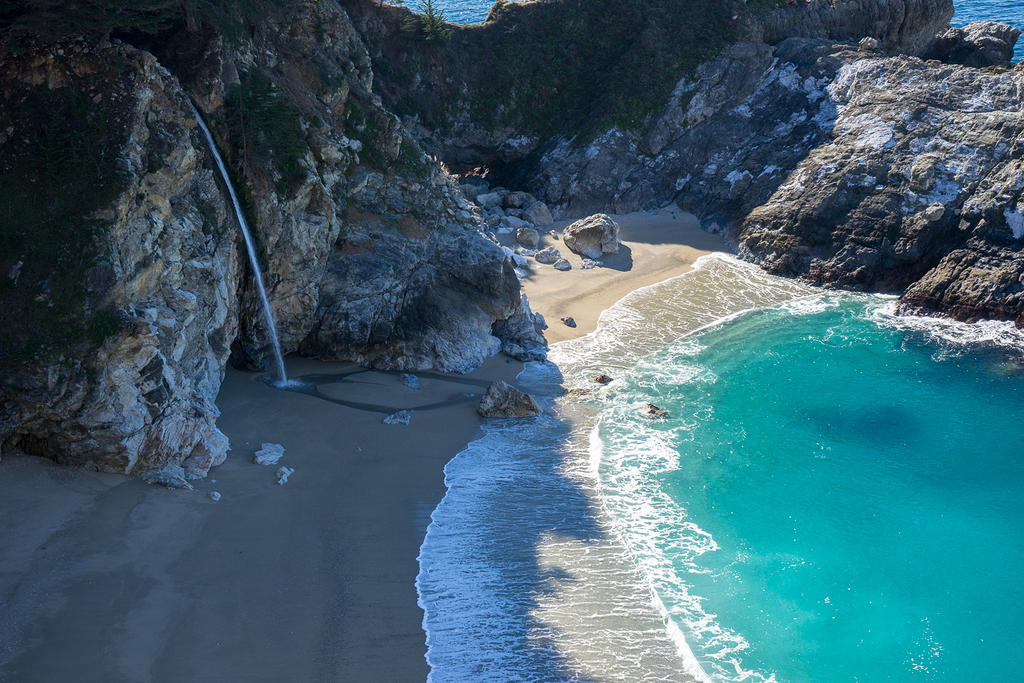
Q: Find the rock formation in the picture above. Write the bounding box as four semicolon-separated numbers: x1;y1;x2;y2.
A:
477;380;541;418
0;1;546;479
563;214;621;259
0;41;239;479
482;24;1024;327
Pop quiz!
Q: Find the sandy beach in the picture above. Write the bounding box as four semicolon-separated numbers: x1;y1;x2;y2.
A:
0;355;519;681
518;209;727;343
0;208;725;681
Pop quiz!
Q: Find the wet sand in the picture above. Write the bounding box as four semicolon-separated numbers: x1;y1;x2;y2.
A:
0;355;519;682
0;207;726;681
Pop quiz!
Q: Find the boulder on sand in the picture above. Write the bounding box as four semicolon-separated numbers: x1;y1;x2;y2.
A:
477;380;541;418
253;442;285;466
517;227;540;248
535;246;561;264
563;213;621;259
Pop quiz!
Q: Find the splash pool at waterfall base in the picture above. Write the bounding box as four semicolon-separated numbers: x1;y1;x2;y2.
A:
417;255;1024;682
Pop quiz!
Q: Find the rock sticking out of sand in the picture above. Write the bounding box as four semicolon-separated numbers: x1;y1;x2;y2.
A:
478;380;541;418
535;246;561;264
141;469;194;490
253;443;285;466
400;373;422;390
276;466;295;485
561;316;577;328
208;491;222;502
580;258;599;270
553;258;572;271
383;410;412;425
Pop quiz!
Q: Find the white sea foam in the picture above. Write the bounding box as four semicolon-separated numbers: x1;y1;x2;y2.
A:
868;299;1024;356
419;252;1022;682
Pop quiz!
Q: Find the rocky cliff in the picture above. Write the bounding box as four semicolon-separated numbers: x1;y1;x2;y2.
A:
0;1;544;479
346;0;953;172
349;0;1023;328
1;0;1021;480
511;28;1023;326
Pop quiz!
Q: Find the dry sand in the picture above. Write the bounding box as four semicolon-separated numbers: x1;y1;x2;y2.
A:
517;209;727;343
0;207;726;681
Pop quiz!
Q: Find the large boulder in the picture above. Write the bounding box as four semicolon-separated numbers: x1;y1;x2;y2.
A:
925;21;1021;67
477;380;541;418
563;213;621;258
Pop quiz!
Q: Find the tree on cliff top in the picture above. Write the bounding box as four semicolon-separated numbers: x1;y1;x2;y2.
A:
404;0;450;41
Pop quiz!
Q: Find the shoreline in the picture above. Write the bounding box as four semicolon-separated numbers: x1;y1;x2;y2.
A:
516;208;728;344
0;208;727;681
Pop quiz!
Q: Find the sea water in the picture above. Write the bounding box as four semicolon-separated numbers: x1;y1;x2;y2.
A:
418;255;1024;681
429;0;1021;61
596;292;1024;681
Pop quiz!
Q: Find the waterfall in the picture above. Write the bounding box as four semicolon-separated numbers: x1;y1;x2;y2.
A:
191;104;288;385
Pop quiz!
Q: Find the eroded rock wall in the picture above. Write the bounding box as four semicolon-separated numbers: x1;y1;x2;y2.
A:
0;0;543;478
0;42;239;478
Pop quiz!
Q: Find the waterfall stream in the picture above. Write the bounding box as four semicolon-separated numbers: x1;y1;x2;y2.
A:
191;104;288;385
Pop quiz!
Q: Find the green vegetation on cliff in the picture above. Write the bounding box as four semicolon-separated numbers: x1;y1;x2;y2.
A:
0;84;127;362
225;71;308;195
358;0;747;143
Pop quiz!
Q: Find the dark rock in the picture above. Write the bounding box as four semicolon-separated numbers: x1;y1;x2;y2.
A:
925;21;1021;67
645;403;669;418
477;380;541;418
591;373;613;384
561;317;577;328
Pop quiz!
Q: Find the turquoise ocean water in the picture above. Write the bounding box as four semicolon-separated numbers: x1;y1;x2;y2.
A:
429;0;1022;61
418;255;1024;681
598;292;1024;681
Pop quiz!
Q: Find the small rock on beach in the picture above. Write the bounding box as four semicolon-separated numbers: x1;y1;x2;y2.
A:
276;466;295;485
383;410;412;425
253;443;285;466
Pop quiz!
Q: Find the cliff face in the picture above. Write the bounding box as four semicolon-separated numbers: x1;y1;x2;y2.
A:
0;42;239;477
0;1;543;479
345;0;953;173
520;30;1023;326
164;1;541;371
